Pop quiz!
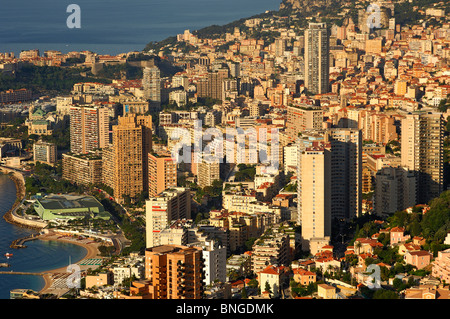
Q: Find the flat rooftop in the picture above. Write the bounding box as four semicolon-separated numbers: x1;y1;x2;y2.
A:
37;194;104;211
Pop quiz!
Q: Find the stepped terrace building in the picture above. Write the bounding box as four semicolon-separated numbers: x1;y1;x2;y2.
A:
32;194;111;221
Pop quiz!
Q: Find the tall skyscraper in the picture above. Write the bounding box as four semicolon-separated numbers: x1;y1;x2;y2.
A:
325;128;362;221
299;141;332;253
304;22;330;95
297;129;362;223
69;106;109;154
401;112;444;204
296;130;326;226
143;66;161;110
111;114;152;203
101;144;115;191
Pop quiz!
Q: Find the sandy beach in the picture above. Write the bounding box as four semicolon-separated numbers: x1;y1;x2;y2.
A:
38;233;102;294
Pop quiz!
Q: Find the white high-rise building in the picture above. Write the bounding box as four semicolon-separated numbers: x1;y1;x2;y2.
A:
143;66;161;110
145;187;191;248
199;240;227;286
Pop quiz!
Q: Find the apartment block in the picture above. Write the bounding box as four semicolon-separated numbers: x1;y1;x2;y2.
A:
305;22;330;95
251;229;290;274
33;140;57;164
148;151;177;197
201;240;227;286
432;249;450;283
286;104;323;141
111;114;152;203
299;141;332;253
85;271;114;289
69;106;109;154
196;68;230;101
146;187;191;248
197;154;226;189
144;245;204;299
101;144;115;191
0;88;32;104
62;153;102;186
143;65;161;110
401;112;444;204
325;128;362;220
374;166;416;216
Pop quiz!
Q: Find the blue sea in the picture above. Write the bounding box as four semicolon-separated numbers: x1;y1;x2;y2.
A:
0;174;87;299
0;0;280;56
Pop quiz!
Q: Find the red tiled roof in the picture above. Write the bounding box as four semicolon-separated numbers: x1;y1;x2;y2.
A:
409;250;432;256
293;268;316;276
390;226;405;232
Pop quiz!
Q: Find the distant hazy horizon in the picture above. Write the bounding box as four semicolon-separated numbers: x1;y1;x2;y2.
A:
0;0;279;55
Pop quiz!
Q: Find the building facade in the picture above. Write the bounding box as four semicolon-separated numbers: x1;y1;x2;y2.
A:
304;22;330;95
144;245;204;299
401;112;444;204
33;140;57;164
69;106;109;154
146;187;191;248
111;114;152;203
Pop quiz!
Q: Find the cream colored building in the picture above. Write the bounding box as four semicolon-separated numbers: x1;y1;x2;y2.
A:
145;187;191;248
85;272;114;289
299;142;331;253
33;140;57;164
317;283;336;299
401;112;443;204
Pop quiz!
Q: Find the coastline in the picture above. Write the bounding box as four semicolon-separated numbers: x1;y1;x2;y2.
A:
38;233;101;294
1;169;28;228
0;170;101;295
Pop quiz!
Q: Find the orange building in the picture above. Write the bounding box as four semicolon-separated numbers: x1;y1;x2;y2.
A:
148;151;177;197
110;114;152;203
292;268;317;286
144;245;204;299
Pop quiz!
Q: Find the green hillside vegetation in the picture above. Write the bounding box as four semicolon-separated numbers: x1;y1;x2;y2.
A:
0;65;109;94
389;191;450;248
352;190;450;259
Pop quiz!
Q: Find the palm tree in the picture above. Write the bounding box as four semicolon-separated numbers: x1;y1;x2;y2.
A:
327;264;334;277
355;240;362;255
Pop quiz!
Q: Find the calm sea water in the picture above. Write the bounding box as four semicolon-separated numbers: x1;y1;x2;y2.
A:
0;0;279;55
0;174;87;299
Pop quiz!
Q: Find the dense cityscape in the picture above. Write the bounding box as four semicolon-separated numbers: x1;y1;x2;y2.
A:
0;0;449;304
